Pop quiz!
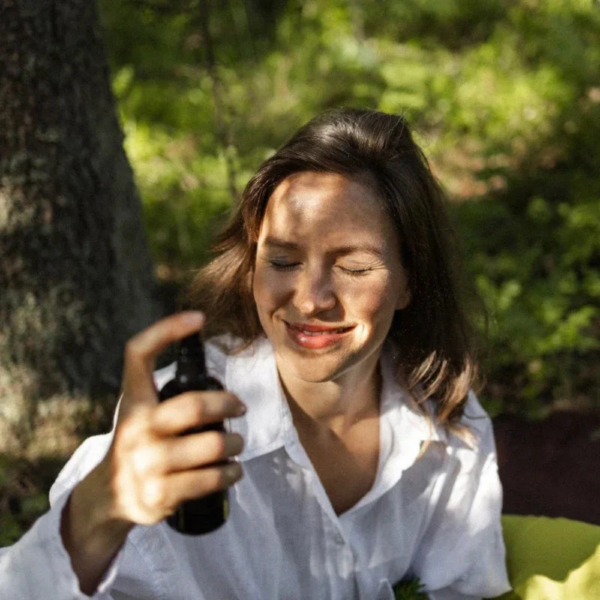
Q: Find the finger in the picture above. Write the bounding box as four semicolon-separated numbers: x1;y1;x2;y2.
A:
142;463;243;514
168;462;244;504
122;312;205;408
128;431;244;477
164;432;244;473
151;391;246;436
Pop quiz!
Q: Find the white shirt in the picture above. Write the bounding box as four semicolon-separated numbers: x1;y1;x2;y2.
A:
0;337;511;600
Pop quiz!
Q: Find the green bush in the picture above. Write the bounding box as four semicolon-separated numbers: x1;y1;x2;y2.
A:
99;0;600;416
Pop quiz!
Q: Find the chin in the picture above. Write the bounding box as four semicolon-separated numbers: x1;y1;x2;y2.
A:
277;346;360;384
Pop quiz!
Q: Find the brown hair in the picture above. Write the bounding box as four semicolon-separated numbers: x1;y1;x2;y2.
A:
188;108;481;428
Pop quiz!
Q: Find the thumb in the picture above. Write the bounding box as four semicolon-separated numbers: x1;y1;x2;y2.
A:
119;312;206;415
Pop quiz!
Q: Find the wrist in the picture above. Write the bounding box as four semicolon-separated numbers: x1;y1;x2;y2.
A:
65;461;132;549
60;463;133;595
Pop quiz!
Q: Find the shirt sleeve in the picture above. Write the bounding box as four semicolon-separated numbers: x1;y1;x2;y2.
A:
0;491;120;600
411;393;512;599
0;433;119;600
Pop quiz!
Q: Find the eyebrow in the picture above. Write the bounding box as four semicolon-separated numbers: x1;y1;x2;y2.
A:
263;237;385;259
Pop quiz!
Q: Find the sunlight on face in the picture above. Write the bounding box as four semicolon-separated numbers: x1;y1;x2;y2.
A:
252;171;410;386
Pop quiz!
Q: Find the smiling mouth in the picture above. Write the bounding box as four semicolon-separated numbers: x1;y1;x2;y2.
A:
282;321;355;350
286;322;354;335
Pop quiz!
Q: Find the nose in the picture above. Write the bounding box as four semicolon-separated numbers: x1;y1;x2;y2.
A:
293;266;337;316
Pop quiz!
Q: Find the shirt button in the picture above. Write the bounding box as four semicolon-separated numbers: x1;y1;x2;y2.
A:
333;532;344;545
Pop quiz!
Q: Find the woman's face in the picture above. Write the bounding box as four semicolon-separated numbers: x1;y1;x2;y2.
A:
252;171;410;386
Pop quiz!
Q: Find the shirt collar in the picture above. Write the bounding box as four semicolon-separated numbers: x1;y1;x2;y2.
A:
226;337;454;463
225;337;295;461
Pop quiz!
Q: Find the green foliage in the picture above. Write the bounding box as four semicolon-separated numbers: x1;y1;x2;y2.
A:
6;0;599;548
0;456;50;545
393;577;428;600
97;0;600;416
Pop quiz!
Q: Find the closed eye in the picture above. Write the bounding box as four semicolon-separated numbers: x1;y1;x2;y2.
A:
269;260;300;271
339;267;373;276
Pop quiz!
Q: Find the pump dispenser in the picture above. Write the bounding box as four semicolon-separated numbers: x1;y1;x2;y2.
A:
158;333;228;534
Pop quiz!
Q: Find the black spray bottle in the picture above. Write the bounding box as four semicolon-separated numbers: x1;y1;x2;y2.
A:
158;333;228;534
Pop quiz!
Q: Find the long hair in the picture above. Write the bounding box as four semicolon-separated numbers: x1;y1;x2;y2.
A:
187;108;481;428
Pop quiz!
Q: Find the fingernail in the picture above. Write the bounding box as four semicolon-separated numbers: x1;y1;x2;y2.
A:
227;463;242;482
182;311;204;325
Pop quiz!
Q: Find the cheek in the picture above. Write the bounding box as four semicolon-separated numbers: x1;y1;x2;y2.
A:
252;268;287;312
345;278;398;319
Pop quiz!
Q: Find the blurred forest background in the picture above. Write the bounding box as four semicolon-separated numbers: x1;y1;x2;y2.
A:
1;0;599;543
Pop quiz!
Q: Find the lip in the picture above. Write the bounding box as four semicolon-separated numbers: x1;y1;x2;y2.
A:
283;321;355;349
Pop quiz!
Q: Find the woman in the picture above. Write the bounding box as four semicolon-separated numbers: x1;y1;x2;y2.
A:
1;108;511;599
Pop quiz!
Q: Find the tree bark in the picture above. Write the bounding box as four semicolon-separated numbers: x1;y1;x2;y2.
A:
0;0;162;453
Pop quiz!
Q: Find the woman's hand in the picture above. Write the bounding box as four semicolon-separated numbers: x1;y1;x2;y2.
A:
61;312;245;594
104;311;245;525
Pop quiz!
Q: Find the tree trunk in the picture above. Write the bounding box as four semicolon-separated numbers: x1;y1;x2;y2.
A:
0;0;162;454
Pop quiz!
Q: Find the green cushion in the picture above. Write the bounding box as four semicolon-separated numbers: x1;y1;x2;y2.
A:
489;515;600;600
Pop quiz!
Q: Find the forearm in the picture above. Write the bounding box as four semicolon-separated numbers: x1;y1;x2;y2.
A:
60;462;133;596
